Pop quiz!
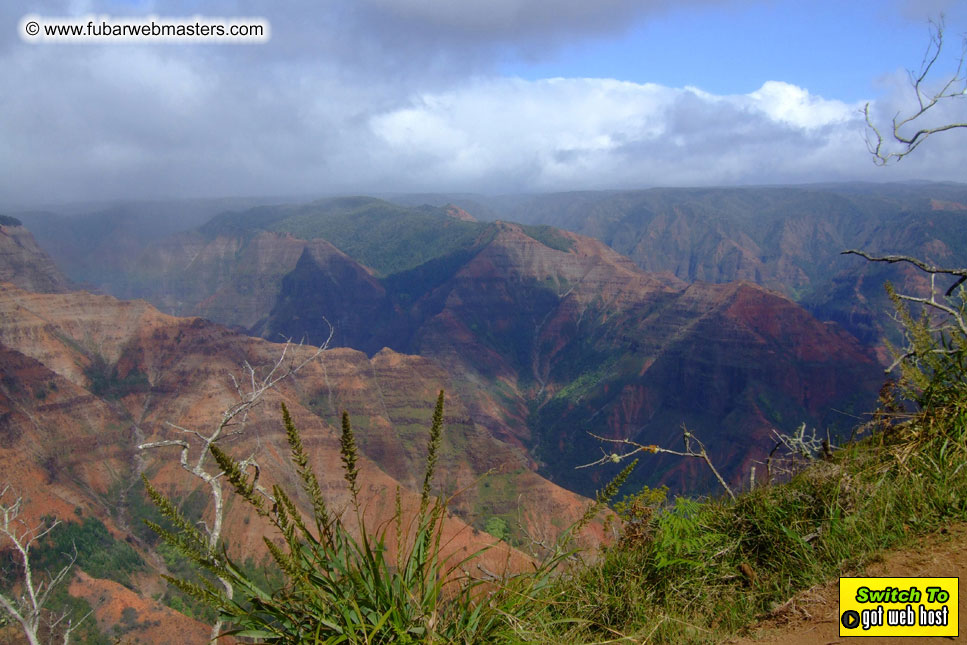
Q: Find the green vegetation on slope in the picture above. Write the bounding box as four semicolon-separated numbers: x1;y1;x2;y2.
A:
272;206;488;277
518;224;574;252
83;354;150;400
200;196;495;277
32;516;146;589
144;364;967;642
144;394;621;643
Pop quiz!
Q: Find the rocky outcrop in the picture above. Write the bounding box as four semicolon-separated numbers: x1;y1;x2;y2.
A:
0;219;70;293
0;283;605;640
243;216;882;495
446;204;477;221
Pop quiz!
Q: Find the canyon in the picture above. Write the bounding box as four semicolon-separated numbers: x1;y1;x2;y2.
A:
5;183;956;639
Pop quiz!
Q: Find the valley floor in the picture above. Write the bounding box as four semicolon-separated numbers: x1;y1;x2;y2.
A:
732;522;967;645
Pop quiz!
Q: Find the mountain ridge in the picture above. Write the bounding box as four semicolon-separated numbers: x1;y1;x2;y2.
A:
412;184;967;346
4;200;887;498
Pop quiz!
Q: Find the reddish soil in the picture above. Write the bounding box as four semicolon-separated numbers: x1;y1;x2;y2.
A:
731;523;967;644
68;571;213;644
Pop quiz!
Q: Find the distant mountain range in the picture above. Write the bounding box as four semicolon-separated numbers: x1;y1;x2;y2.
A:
13;183;957;496
17;193;892;496
392;183;967;348
22;182;967;350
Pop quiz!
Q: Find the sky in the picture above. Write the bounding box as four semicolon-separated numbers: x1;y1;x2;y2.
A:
1;0;966;207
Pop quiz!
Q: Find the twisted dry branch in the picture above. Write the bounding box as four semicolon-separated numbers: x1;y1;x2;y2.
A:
864;17;967;165
578;426;735;500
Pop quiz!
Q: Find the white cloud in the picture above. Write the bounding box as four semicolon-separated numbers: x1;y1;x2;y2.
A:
746;81;856;129
365;78;899;191
0;0;963;206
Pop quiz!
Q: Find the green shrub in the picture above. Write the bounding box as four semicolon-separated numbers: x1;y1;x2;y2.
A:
483;517;509;542
885;278;967;415
83;354;150;400
32;517;145;588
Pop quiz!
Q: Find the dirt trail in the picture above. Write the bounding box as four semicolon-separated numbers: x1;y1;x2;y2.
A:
731;523;967;644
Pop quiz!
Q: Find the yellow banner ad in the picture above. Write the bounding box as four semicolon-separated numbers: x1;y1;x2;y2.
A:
839;576;958;637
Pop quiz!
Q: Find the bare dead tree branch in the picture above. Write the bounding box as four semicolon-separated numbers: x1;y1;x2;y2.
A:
864;16;967;165
137;326;332;640
755;423;832;486
842;250;967;341
0;486;90;645
578;426;735;500
843;249;967;279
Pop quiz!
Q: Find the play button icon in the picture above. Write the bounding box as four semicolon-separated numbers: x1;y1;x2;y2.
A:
841;610;860;630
